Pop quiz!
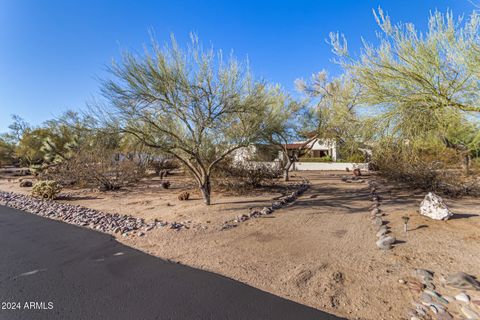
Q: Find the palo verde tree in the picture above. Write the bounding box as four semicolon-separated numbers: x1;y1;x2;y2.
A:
296;71;370;162
330;9;480;173
100;34;271;205
330;8;480;113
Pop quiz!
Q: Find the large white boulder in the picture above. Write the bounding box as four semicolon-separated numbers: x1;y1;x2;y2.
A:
419;192;453;221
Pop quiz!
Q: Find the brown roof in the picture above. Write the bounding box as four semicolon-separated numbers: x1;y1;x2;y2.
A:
284;143;304;149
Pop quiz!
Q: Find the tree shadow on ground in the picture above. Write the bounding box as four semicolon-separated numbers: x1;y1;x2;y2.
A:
57;195;102;201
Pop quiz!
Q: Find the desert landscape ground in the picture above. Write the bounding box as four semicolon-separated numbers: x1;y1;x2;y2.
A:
2;168;479;320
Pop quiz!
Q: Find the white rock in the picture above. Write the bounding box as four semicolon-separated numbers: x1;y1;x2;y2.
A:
456;292;470;303
376;227;388;237
419;192;453;221
376;235;396;250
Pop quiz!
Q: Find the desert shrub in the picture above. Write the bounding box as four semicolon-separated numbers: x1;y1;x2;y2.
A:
45;149;147;191
0;139;17;167
32;180;62;199
298;156;333;163
148;159;179;175
215;161;281;191
344;153;366;163
178;191;190;200
161;181;171;189
372;141;480;196
471;158;480;174
12;169;31;176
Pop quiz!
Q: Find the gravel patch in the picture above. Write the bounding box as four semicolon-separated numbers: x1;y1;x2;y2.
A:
0;191;176;236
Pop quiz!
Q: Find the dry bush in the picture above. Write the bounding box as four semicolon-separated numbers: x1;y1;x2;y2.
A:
214;161;282;193
148;159;179;175
161;181;171;189
45;149;146;191
372;143;480;196
178;191;190;200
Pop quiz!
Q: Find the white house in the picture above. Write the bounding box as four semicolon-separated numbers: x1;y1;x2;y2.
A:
232;138;338;163
284;138;338;162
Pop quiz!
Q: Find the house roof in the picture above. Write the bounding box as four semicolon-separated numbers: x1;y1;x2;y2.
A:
284;143;305;149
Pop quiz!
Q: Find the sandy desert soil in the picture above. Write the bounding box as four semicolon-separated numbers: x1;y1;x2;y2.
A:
0;170;300;226
1;169;479;319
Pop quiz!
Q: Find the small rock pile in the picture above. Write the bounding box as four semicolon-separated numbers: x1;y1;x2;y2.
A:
0;191;181;236
341;175;365;183
403;268;480;319
368;180;397;250
221;179;310;230
19;180;33;187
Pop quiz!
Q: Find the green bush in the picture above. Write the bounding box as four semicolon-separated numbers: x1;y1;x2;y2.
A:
299;156;333;162
32;180;62;199
344;153;366;163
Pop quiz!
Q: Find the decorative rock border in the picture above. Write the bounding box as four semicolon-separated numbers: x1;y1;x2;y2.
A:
221;179;310;230
0;191;184;236
402;268;480;319
367;180;397;250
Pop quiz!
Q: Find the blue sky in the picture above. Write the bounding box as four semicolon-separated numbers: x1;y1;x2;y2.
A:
0;0;475;132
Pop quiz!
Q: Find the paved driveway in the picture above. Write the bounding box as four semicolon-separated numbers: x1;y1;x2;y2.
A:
0;205;343;320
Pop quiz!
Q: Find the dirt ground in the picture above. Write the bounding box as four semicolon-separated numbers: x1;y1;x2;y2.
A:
1;169;479;319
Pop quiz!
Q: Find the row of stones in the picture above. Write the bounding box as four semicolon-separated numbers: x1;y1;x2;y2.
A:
404;269;480;319
0;191;185;236
368;180;396;250
221;179;310;230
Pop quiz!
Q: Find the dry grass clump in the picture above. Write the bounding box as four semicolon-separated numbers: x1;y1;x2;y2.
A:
213;161;282;194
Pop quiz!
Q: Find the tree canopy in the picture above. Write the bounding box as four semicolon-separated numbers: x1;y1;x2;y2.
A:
100;34;272;204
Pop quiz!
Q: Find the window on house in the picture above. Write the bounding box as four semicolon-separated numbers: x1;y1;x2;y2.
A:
313;150;329;157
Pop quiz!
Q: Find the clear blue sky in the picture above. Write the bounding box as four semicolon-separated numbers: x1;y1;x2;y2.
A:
0;0;475;132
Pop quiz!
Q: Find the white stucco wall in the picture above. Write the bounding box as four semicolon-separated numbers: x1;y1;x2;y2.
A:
232;139;340;163
232;146;257;162
291;162;368;171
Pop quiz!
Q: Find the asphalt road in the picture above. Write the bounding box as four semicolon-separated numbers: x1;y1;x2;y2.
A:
0;205;343;320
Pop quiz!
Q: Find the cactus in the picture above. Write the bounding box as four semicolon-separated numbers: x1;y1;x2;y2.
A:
32;180;62;199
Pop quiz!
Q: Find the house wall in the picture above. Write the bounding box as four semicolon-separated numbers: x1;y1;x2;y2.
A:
233;139;340;164
232;145;279;163
232;146;257;163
